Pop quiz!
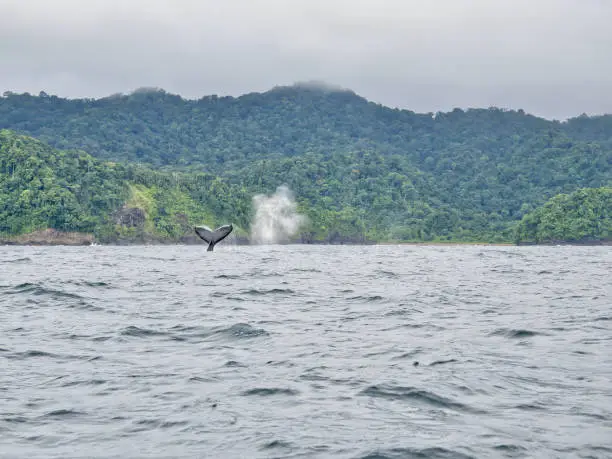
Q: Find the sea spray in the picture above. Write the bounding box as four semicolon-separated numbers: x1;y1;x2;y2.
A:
250;185;308;244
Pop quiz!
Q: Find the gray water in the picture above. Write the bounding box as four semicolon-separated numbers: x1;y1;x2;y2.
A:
1;244;611;459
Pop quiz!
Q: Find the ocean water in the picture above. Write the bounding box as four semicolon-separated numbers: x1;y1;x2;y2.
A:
1;244;611;459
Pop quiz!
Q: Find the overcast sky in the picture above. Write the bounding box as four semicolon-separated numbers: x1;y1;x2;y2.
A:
0;0;610;120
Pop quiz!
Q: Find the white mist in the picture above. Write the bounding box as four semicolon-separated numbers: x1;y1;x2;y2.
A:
250;185;308;244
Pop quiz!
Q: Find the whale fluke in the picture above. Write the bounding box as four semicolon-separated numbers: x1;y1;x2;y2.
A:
194;224;233;251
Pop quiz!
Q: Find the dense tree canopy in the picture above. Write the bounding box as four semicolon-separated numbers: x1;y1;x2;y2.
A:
0;129;128;236
1;84;610;243
514;187;611;244
0;130;251;243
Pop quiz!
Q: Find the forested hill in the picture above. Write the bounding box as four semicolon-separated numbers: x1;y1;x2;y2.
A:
1;84;610;170
0;130;252;243
1;83;611;243
515;187;611;244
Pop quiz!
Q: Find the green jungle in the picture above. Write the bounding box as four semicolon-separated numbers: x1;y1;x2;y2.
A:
1;84;610;245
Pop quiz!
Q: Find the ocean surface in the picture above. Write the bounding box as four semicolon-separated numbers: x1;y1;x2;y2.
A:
1;244;611;459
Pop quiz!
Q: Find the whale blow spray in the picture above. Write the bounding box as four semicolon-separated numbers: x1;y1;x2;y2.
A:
250;185;308;244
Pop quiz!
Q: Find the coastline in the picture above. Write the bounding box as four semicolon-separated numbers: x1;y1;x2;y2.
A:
1;229;610;247
0;229;94;246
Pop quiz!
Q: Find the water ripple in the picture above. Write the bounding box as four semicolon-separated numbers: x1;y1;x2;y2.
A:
359;384;484;414
0;244;609;458
358;447;476;459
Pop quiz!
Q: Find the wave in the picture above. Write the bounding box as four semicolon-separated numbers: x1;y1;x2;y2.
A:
392;349;423;360
429;359;458;366
374;269;399;278
120;325;168;338
3;282;86;302
357;447;476;459
259;257;279;263
2;416;28;423
240;288;295;295
348;295;385;302
492;443;529;455
1;257;32;263
489;328;549;338
5;350;61;359
241;387;300;396
214;274;242;279
188;376;218;383
248;269;284;278
91;335;112;342
219;323;269;339
41;409;87;419
60;379;107;388
119;323;269;342
359;384;484;413
66;301;105;312
385;306;423;316
5;350;102;363
261;439;294;451
131;419;189;430
514;402;547;411
67;280;112;288
212;288;295;299
224;360;246;367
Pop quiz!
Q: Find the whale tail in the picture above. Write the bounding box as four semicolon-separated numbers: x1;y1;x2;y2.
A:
194;224;233;251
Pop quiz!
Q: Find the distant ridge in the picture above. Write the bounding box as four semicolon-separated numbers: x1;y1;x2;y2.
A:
4;81;610;120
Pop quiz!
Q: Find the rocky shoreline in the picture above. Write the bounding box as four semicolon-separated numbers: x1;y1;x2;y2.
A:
0;229;95;246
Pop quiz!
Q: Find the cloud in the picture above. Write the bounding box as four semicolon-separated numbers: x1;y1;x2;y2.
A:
0;0;610;119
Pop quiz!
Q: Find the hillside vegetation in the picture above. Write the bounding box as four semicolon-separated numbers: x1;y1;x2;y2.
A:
1;84;611;243
0;130;251;243
515;187;611;244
